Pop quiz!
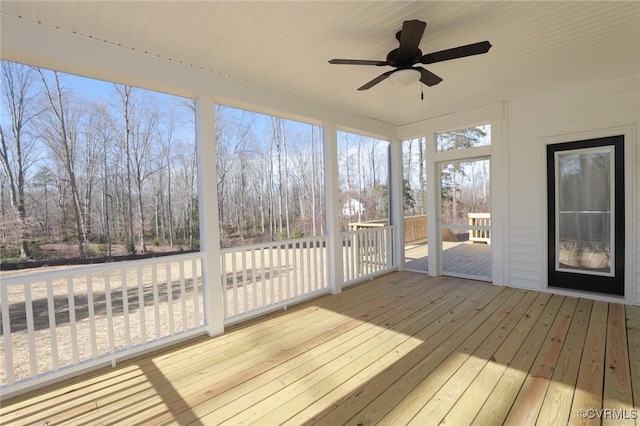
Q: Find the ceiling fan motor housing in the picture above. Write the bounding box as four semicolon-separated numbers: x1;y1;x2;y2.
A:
386;47;423;69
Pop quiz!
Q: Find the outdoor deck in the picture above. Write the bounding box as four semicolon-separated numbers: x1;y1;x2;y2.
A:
404;240;492;278
2;271;639;425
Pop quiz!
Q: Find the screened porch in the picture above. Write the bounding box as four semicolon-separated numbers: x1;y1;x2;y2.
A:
3;271;639;425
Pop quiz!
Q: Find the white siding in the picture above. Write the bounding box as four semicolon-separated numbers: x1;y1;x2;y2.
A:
507;73;639;303
636;134;640;304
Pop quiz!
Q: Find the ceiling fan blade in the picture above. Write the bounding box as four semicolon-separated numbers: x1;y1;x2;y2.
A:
329;59;389;66
417;67;443;86
420;41;492;64
397;19;427;57
357;70;395;91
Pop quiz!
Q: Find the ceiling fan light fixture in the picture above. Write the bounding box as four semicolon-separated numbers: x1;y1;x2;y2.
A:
389;68;421;86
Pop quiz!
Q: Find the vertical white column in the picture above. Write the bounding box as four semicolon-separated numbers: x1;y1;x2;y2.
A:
196;96;225;336
491;113;506;286
426;133;441;275
324;122;343;294
389;140;404;269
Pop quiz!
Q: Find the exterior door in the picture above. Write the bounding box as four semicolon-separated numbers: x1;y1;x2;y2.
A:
439;157;492;281
546;136;625;296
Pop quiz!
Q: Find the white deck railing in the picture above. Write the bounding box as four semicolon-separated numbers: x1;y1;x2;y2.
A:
221;236;329;323
468;212;491;244
1;229;398;398
0;253;205;398
342;225;396;285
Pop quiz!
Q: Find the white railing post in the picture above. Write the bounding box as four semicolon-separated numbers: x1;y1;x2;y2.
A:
324;122;343;294
196;96;225;336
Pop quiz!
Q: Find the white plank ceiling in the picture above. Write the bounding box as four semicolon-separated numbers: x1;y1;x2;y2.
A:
1;1;639;126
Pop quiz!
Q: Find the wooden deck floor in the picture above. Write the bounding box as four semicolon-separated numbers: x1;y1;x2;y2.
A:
2;272;639;425
404;241;492;278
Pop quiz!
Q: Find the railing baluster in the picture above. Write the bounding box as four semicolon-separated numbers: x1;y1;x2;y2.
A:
137;266;147;343
288;241;294;299
343;234;350;282
260;247;266;306
24;284;37;377
251;249;257;311
308;239;317;291
320;237;325;287
372;230;377;273
311;240;318;291
46;279;59;371
1;284;14;385
231;250;238;316
180;261;187;331
384;228;395;269
276;244;282;303
152;263;161;339
370;230;376;274
121;269;131;349
221;252;228;319
370;231;375;274
368;230;373;274
269;246;275;304
192;258;200;327
105;271;114;355
241;249;248;313
166;262;174;336
67;277;79;365
87;273;97;359
376;229;382;272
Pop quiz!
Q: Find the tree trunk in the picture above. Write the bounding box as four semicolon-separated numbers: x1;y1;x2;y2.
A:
38;70;85;258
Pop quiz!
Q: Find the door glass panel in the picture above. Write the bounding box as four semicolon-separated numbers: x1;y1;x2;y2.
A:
402;138;428;272
440;158;491;279
555;147;613;275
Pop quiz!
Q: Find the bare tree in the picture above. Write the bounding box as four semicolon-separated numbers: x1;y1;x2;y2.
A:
112;84;137;253
0;61;41;258
37;69;86;258
129;99;158;253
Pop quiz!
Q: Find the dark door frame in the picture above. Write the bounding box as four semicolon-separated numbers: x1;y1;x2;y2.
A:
546;135;625;296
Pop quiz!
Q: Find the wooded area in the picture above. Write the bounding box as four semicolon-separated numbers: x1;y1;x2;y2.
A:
214;110;392;246
1;60;198;263
1;59;489;265
0;61;395;263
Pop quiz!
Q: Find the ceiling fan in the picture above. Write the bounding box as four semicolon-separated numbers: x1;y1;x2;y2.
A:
329;19;491;91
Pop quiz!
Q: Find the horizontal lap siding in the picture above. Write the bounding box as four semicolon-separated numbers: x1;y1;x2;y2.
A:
636;136;640;304
506;73;639;298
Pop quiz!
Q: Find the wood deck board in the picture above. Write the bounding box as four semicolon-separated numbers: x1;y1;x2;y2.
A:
569;300;609;426
376;289;533;425
627;306;640;411
171;279;481;425
536;298;593;426
307;285;508;426
1;271;637;426
402;289;540;425
504;297;579;425
441;291;553;426
470;294;567;426
602;304;635;426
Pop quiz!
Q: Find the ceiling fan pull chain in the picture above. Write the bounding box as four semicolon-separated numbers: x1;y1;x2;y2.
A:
421;85;424;100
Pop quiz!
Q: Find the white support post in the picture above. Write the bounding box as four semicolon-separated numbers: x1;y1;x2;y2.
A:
426;133;441;275
491;113;506;285
196;97;225;336
324;122;343;294
389;140;404;269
